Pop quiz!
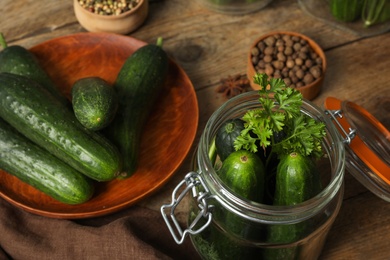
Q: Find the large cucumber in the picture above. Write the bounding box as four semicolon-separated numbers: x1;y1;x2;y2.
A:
0;72;122;182
264;152;322;260
0;118;94;205
0;33;69;106
105;37;169;178
212;150;265;259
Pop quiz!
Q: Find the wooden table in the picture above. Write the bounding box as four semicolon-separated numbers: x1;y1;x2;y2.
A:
2;0;390;259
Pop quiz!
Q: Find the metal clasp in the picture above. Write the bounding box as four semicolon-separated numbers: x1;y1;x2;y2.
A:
160;171;213;244
325;109;357;144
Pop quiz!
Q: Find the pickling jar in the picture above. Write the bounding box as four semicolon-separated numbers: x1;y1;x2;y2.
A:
161;91;390;260
197;0;272;15
298;0;390;37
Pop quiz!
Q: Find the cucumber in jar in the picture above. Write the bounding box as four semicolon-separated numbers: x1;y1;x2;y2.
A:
263;152;322;260
212;150;265;260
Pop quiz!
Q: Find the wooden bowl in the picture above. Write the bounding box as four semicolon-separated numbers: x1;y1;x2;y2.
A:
247;31;327;100
0;33;198;219
73;0;148;34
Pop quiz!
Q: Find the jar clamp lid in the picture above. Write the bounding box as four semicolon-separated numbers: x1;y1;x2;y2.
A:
324;97;390;201
161;95;390;245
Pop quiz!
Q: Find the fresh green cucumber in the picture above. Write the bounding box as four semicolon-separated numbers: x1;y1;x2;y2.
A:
213;150;265;259
330;0;364;22
264;152;322;260
72;77;118;131
274;153;321;205
218;150;265;202
0;72;122;182
362;0;390;27
0;117;94;205
105;37;169;178
215;118;245;161
0;33;69;106
377;0;390;23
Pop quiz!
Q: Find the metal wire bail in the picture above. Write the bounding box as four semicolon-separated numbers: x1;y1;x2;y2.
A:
325;109;357;144
160;171;213;244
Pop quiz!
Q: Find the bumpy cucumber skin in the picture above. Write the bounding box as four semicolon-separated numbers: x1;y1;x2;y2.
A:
105;42;169;178
264;152;322;260
0;72;122;182
213;150;266;260
274;153;321;206
72;77;118;131
215;118;245;161
0;118;94;205
219;150;265;202
0;45;69;106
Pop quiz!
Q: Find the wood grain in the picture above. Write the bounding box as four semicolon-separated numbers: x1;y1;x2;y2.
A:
1;0;389;258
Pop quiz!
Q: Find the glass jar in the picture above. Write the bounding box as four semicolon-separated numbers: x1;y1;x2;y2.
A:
162;91;346;260
197;0;273;15
298;0;390;37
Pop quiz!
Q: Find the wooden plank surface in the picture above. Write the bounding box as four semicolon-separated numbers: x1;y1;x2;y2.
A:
1;0;390;259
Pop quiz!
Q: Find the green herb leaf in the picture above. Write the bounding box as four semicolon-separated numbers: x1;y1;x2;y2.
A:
234;73;326;158
272;115;326;157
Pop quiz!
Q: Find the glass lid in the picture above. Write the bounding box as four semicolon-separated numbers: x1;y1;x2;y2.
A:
343;100;390;166
324;97;390;201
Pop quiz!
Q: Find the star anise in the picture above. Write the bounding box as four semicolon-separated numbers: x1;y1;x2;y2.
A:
216;74;251;99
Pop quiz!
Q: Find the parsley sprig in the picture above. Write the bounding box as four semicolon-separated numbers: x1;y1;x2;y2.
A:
234;73;326;158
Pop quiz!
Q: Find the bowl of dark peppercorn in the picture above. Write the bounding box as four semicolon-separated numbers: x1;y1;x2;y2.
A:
247;31;326;100
74;0;148;34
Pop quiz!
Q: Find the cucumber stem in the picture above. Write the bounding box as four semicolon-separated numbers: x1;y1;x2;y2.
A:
0;33;8;49
156;37;164;47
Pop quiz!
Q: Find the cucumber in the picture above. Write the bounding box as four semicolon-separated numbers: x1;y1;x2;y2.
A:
264;152;322;260
218;150;265;202
330;0;364;22
72;77;118;131
377;0;390;23
0;33;69;106
0;72;122;182
0;117;94;205
215;118;245;161
104;37;169;178
274;153;321;205
362;0;390;27
213;150;265;259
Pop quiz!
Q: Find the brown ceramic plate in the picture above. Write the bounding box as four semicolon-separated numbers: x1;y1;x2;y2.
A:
0;33;198;219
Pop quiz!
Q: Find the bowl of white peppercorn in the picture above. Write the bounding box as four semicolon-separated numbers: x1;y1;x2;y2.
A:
74;0;148;35
247;31;326;100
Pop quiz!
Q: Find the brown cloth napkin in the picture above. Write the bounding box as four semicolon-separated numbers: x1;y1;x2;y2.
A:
0;198;199;260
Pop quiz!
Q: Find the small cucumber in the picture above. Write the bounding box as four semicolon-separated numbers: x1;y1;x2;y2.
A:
215;118;245;161
330;0;364;22
105;37;169;178
218;150;265;202
0;118;94;205
0;72;122;182
264;152;322;260
0;33;69;106
212;150;265;259
72;77;118;131
273;153;322;206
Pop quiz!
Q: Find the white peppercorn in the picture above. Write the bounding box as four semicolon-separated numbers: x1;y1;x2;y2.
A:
78;0;139;15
